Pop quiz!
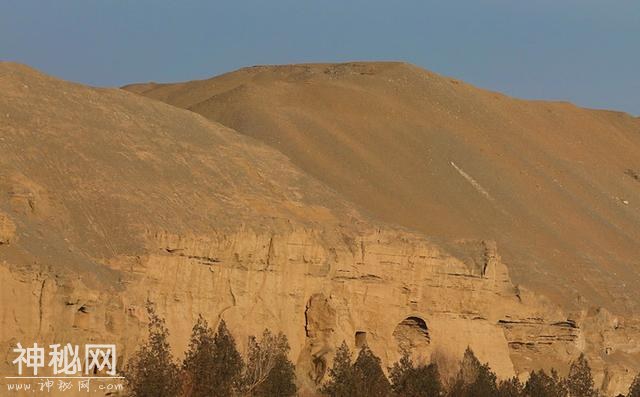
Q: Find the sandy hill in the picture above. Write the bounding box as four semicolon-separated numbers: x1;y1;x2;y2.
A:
0;62;366;282
125;61;640;315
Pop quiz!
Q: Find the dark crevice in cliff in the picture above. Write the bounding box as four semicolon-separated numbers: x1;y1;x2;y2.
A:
164;247;221;265
37;278;46;335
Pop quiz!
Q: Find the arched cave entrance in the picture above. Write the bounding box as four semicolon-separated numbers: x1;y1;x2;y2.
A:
393;316;430;355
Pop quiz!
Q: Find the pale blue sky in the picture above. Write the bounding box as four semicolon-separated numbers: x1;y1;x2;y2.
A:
1;1;639;114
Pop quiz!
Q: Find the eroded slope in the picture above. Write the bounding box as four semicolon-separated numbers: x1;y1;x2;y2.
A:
126;62;640;315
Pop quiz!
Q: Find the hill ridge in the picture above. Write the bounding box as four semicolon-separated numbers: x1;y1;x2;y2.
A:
125;61;640;315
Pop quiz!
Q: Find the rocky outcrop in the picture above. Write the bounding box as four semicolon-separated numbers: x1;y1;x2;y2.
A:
2;226;638;395
0;211;15;245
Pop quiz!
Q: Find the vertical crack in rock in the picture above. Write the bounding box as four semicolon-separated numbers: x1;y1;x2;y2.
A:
227;277;237;307
265;234;275;271
37;278;46;335
217;277;238;321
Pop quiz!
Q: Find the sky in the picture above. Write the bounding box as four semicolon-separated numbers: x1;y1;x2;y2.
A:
1;1;639;115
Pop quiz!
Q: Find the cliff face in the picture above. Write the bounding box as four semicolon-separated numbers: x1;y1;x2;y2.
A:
2;227;639;395
1;62;639;396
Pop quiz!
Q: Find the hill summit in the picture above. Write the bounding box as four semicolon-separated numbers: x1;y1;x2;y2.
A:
125;61;640;314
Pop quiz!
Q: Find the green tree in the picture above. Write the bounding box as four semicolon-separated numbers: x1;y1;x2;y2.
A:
448;347;498;397
123;303;181;397
242;329;297;396
390;352;442;396
523;369;567;397
497;376;523;397
353;346;391;397
182;317;244;396
628;373;640;397
322;342;356;397
182;315;216;396
565;353;598;397
212;319;244;394
255;349;297;396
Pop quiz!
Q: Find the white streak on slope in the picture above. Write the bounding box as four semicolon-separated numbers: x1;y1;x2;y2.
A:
450;161;495;202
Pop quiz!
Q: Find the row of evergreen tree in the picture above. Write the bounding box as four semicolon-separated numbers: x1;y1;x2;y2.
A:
123;304;297;396
324;343;640;397
123;305;640;396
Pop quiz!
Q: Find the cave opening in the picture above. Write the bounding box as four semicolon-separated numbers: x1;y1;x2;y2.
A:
355;331;367;348
393;316;430;354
